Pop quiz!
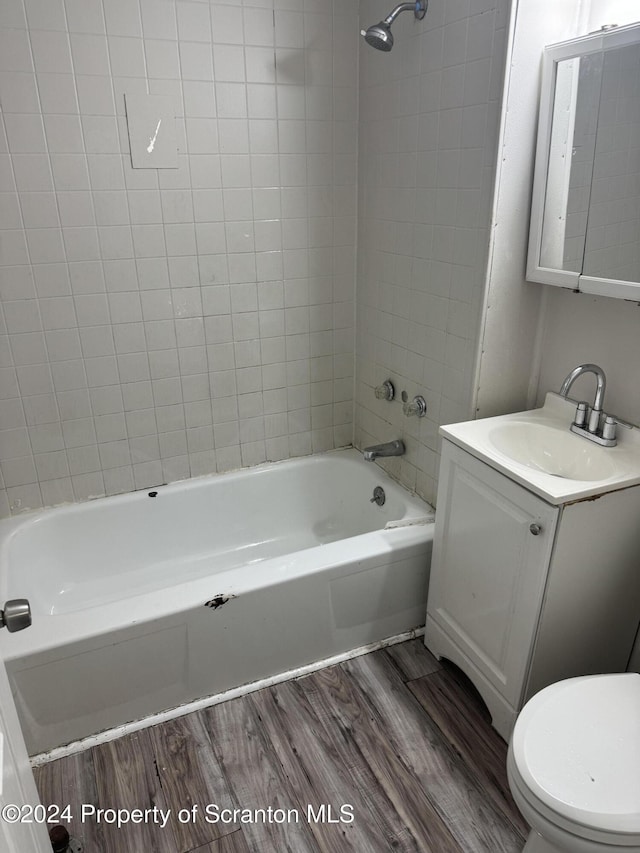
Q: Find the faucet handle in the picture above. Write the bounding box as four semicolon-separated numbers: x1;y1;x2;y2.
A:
374;380;395;401
402;395;427;418
573;401;588;428
602;415;617;442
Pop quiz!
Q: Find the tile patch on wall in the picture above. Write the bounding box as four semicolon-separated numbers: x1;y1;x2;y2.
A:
124;93;178;169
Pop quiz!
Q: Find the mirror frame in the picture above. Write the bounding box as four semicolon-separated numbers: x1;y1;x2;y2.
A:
527;21;640;300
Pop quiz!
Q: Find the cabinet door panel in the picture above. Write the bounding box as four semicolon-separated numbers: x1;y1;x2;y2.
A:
427;442;559;706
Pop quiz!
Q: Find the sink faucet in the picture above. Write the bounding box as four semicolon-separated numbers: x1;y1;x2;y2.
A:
559;363;606;433
363;439;405;461
559;363;617;446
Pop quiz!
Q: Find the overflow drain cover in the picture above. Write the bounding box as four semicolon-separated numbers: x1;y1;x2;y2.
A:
371;486;386;506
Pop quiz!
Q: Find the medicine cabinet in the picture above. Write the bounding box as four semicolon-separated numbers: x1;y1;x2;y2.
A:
527;22;640;300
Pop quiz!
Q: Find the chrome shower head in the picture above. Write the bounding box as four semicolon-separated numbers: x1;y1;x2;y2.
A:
363;21;394;52
361;1;427;52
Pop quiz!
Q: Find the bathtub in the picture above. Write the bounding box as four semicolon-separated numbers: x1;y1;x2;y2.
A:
0;449;434;756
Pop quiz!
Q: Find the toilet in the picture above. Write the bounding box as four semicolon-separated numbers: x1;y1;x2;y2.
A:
507;672;640;852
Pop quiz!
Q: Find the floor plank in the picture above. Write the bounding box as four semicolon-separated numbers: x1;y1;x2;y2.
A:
302;664;464;853
409;668;529;839
203;696;319;853
252;679;399;852
385;638;442;681
298;667;428;853
92;729;177;853
342;651;526;853
149;712;239;851
33;751;104;852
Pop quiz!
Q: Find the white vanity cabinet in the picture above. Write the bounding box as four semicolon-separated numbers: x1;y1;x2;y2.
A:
425;439;640;740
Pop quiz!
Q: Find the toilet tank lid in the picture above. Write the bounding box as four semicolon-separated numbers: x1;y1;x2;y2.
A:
511;673;640;836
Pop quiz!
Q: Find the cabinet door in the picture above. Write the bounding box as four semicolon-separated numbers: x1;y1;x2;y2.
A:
427;441;559;707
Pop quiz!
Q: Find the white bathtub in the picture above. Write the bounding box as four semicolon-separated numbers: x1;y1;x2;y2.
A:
0;449;434;756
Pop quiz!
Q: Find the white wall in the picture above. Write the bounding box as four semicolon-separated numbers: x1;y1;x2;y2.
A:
355;0;510;506
0;0;358;517
534;1;640;425
474;0;581;419
536;289;640;425
477;0;640;425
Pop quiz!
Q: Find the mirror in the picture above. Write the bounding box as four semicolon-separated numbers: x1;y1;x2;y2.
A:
527;22;640;300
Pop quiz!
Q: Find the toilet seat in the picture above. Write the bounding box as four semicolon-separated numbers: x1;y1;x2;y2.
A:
508;747;640;848
510;673;640;846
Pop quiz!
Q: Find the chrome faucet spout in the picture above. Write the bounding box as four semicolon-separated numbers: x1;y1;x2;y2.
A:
559;363;606;433
363;439;405;461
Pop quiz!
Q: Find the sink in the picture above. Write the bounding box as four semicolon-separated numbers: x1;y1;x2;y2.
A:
438;392;640;504
487;422;620;481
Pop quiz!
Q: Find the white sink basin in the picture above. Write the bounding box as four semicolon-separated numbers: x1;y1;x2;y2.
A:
439;393;640;504
487;422;620;481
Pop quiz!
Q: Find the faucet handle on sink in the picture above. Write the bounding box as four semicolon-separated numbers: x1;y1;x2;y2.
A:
602;416;617;442
573;401;588;429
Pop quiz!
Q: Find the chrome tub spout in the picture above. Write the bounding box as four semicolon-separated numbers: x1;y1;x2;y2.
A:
363;439;405;461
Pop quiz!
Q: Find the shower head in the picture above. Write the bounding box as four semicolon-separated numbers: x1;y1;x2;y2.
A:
363;20;394;52
361;1;427;52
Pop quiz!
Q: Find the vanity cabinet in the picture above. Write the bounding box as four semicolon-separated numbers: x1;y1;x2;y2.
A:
425;439;640;740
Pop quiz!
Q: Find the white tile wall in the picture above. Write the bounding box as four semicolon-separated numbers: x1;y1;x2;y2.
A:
354;0;509;506
0;0;357;517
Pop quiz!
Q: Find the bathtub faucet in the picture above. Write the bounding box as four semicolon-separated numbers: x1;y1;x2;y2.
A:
362;439;405;461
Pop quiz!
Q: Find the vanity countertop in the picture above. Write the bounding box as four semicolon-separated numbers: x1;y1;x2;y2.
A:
440;393;640;505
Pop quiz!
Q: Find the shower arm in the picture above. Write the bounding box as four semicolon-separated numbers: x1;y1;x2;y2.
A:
384;2;425;25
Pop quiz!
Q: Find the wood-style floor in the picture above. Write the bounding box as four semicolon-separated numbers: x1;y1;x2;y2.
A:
34;639;529;853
